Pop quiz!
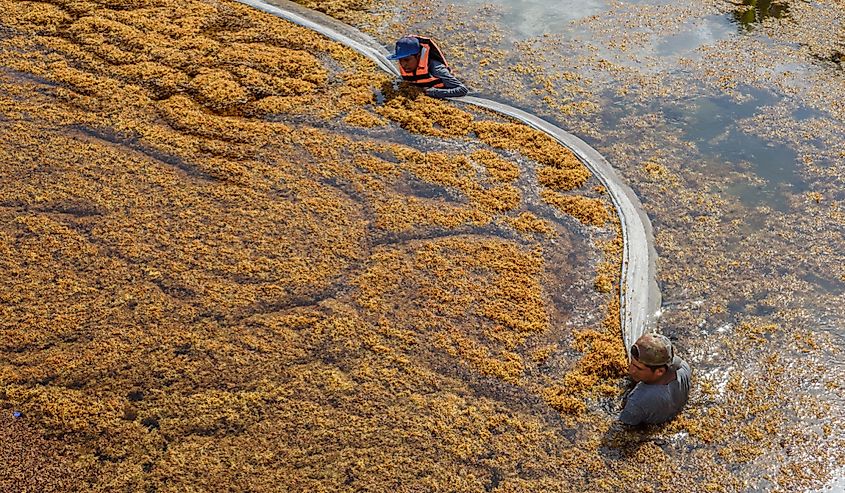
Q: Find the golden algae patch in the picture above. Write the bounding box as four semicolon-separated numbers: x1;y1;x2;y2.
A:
0;411;91;491
504;211;556;237
440;333;526;384
471;148;520;183
344;107;387;127
372;194;489;232
0;0;643;490
111;61;191;97
0;1;72;33
473;120;587;172
216;42;329;85
472;120;606;222
389;149;522;212
353;154;401;177
188;69;252;111
289;0;396;30
377;91;474;137
4;385;124;434
542;281;627;415
541;190;611;227
353;236;560;389
0;0;365;123
400;150;474;189
537;164;592;192
246;94;315;117
594;231;623;293
469;183;521;212
156;94;271;142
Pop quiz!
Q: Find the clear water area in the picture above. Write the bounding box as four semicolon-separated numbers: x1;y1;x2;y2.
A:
458;0;789;36
496;1;810;201
605;84;809;211
383;0;845;489
453;0;807;202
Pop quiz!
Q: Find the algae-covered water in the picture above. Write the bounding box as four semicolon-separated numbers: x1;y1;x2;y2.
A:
1;0;843;491
373;0;845;489
0;0;632;490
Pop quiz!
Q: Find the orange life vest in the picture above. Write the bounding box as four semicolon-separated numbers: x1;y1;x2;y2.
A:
398;35;451;89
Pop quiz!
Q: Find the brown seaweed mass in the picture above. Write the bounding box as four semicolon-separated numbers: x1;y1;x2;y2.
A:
0;0;677;491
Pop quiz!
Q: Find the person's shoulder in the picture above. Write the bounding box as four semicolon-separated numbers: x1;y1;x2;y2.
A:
671;357;692;393
626;382;659;403
669;356;691;373
676;357;691;376
428;59;451;73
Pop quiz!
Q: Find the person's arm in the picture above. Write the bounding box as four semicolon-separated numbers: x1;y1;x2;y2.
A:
425;61;468;99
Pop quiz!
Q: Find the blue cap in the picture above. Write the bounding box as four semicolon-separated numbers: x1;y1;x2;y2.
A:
387;36;421;60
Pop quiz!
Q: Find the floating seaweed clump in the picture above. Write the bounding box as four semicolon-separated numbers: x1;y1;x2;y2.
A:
505;211;556;236
470;149;520;183
538;165;592;192
377;91;475;137
541;190;611;227
189;69;252;111
472;120;587;171
344;108;387;127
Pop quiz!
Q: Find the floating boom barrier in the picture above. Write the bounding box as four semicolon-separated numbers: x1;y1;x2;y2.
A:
236;0;662;351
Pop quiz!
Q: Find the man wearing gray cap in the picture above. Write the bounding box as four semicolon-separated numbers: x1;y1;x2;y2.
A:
620;333;692;426
387;35;468;99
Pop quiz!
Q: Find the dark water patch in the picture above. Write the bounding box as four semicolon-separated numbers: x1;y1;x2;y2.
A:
792;105;826;121
674;86;779;143
398;174;458;200
599;85;806;209
729;0;790;31
802;271;845;295
722;180;792;211
711;133;804;210
665;88;806;209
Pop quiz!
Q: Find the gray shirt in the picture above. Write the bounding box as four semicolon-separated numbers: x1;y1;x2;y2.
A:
619;357;691;426
425;60;468;99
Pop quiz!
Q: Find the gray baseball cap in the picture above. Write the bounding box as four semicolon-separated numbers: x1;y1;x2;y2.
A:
631;333;674;367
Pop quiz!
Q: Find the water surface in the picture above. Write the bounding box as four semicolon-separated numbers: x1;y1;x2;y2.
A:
381;0;845;489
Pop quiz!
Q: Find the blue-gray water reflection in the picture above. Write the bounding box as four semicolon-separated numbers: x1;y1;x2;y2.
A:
458;0;608;36
449;0;811;212
654;15;734;58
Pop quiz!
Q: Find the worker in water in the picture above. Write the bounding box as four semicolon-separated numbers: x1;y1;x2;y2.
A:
620;333;691;426
387;35;468;99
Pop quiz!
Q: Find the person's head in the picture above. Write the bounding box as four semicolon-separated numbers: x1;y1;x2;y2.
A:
387;36;422;72
628;333;674;384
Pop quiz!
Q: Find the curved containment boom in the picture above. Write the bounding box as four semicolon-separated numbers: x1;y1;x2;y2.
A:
235;0;661;351
456;97;661;350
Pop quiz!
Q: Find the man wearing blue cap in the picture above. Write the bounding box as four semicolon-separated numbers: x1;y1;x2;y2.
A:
387;35;468;99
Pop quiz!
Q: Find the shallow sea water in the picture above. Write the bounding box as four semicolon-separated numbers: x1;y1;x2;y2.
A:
373;0;845;489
